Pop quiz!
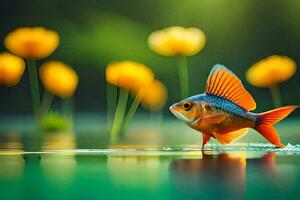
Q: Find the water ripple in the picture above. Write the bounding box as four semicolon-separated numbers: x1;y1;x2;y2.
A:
1;143;299;156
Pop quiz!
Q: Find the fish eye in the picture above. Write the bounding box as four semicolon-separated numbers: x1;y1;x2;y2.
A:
183;101;193;111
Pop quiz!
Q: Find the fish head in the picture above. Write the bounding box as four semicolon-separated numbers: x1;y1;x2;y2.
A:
169;97;204;125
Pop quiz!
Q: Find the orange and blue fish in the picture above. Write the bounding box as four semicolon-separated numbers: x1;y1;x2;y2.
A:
170;64;298;148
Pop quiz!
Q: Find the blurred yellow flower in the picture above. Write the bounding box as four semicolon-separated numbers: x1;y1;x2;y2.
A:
148;26;206;57
246;55;296;87
106;61;154;91
39;61;78;97
0;52;25;86
138;80;167;110
4;27;59;59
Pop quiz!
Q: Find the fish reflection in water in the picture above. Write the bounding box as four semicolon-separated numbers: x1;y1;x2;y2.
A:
170;151;278;199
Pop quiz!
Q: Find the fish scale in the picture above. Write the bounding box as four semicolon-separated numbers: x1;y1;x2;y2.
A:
198;94;256;121
204;94;256;129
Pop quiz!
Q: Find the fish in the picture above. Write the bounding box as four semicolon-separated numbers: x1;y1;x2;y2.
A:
170;64;298;149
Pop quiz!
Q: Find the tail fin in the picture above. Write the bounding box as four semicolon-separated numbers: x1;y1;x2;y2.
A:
255;106;298;148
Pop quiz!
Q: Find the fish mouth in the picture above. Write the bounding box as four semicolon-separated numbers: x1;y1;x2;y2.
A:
170;103;204;126
169;104;191;123
169;105;176;112
169;104;178;116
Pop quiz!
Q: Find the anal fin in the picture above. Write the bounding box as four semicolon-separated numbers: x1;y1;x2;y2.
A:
214;128;248;144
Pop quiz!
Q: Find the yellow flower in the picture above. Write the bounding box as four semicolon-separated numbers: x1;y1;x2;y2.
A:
39;61;78;97
246;55;296;87
148;26;206;57
4;27;59;59
106;61;154;91
138;80;167;110
0;52;25;86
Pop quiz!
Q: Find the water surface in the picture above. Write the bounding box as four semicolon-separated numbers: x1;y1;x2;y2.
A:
0;139;300;200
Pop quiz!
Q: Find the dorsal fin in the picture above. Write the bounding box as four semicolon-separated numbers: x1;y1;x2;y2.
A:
205;64;256;111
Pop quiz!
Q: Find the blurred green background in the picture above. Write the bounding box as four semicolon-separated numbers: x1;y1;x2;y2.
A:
1;2;300;199
0;0;300;114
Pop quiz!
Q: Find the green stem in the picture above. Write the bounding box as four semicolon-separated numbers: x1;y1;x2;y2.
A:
110;88;129;143
62;97;74;130
177;56;189;99
39;91;54;118
122;94;141;133
106;83;117;131
27;59;40;121
270;85;282;108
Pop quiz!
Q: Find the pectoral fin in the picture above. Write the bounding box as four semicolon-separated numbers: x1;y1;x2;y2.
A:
202;133;211;149
214;128;249;144
202;114;226;125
